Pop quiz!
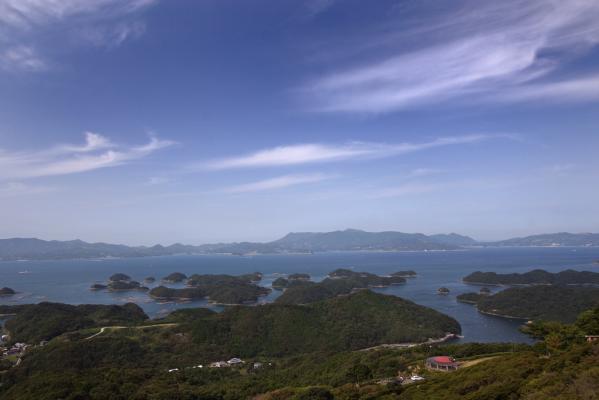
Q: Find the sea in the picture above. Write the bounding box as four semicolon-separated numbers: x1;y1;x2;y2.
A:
1;246;598;344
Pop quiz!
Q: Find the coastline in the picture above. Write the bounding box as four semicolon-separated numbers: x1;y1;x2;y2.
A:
477;309;530;321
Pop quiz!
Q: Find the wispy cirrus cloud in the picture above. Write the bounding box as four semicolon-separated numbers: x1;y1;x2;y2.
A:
203;134;493;170
0;45;45;71
304;0;599;112
224;173;333;193
0;0;157;72
0;132;175;180
497;75;599;103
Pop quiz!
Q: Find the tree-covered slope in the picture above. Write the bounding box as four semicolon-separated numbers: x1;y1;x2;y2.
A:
466;285;599;322
463;269;599;285
2;305;598;400
149;273;270;304
0;302;148;343
275;269;405;305
190;290;460;357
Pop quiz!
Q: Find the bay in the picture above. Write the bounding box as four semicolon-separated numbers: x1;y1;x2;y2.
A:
1;246;598;344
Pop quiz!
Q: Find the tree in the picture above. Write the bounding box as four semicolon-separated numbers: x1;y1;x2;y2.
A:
345;364;372;385
575;306;599;334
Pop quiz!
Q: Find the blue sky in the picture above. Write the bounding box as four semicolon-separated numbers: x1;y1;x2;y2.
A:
0;0;598;245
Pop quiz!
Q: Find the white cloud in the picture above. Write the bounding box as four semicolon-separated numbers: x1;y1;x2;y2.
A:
0;132;175;180
203;134;491;170
0;45;45;71
0;0;155;29
0;0;156;71
304;0;599;112
498;75;599;103
77;20;147;48
224;173;333;193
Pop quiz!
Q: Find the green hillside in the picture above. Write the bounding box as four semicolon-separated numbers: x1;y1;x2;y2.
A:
462;285;599;322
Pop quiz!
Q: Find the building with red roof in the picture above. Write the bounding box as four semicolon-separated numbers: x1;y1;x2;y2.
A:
425;356;459;371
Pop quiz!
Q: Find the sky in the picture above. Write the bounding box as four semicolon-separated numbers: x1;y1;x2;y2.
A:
0;0;598;245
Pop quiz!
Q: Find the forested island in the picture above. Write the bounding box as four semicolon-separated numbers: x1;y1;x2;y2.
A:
275;269;405;304
162;272;187;283
272;277;290;290
458;285;599;322
392;270;417;277
463;269;599;285
149;273;270;304
0;287;15;296
90;273;149;292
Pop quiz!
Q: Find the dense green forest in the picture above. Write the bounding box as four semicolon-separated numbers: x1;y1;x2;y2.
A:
0;302;148;343
275;269;405;305
149;273;270;304
183;290;460;358
460;285;599;322
463;269;599;285
1;299;598;399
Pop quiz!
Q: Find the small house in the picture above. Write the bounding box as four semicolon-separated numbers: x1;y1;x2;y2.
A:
585;335;599;343
425;356;458;371
227;357;244;365
209;361;229;368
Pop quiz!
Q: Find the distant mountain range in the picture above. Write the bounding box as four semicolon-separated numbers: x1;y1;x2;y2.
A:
481;232;599;247
0;230;597;261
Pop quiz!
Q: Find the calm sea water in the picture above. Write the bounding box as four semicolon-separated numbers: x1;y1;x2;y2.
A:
1;247;598;344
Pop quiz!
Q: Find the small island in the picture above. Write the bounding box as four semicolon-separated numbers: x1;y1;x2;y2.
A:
144;276;156;283
150;273;270;304
272;277;289;290
109;273;131;282
288;273;310;281
0;287;16;296
328;268;406;286
162;272;187;283
275;269;406;305
437;287;450;295
93;273;149;292
391;270;417;278
463;269;599;285
456;292;483;304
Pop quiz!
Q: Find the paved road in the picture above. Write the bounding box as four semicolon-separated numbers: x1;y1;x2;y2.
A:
85;323;178;340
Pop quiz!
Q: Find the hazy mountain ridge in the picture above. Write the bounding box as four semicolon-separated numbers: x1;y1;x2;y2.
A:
1;230;597;260
483;232;599;247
